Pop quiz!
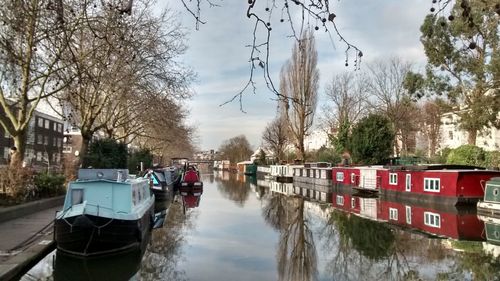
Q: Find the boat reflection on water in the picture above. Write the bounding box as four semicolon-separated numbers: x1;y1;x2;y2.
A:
53;245;144;281
331;190;484;240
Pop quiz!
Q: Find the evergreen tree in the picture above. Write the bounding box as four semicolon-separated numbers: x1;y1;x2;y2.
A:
418;2;500;144
350;114;394;165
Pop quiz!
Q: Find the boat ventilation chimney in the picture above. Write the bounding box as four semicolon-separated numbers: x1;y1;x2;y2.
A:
117;170;123;182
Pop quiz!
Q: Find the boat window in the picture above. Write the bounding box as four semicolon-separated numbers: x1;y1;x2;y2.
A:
493;188;499;196
336;172;344;182
350;173;355;183
154;171;166;182
424;212;441;228
424;178;440;192
336;195;344;206
71;189;83;205
133;189;137;205
389;208;398;221
389;173;398;185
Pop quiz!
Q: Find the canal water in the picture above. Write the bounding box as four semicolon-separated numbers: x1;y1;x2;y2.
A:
21;172;500;281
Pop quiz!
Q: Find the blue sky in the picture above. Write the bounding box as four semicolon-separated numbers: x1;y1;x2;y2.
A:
164;0;430;150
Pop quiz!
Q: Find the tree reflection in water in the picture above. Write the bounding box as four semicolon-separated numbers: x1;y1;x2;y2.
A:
263;194;317;281
139;200;197;280
215;173;250;206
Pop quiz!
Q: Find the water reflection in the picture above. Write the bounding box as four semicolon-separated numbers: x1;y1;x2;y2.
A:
214;171;251;205
54;247;143;281
139;199;195;280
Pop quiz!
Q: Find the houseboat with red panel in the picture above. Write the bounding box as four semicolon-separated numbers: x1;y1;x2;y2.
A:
378;164;500;205
179;165;203;196
331;165;387;194
379;198;484;240
331;191;380;221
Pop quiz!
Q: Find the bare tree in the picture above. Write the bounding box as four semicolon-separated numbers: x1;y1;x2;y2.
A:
54;0;194;167
419;100;445;157
323;72;369;136
281;30;319;161
262;117;289;163
366;57;419;156
0;0;76;167
218;135;253;164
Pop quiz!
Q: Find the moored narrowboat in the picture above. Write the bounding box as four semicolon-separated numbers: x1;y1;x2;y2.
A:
54;169;155;257
332;166;385;194
477;177;500;218
379;165;500;205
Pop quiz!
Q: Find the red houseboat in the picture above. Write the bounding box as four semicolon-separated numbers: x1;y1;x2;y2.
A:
379;199;484;240
331;166;386;194
378;165;500;205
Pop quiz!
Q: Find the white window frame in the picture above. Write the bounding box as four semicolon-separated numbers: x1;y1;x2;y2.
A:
405;174;411;192
336;195;344;206
424;212;441;228
389;208;398;221
37;118;44;127
3;147;9;159
424;178;441;192
336;172;344;182
44;136;49;145
351;198;355;209
389;173;398;185
350;173;356;184
44;119;50;129
4;131;10;138
405;206;412;224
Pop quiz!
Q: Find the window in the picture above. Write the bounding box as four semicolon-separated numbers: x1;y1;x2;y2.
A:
71;189;84;205
336;195;344;206
58;138;63;148
53;123;57;131
424;212;441;228
44;119;50;129
350;173;356;184
57;123;63;132
36;151;42;161
3;148;9;159
37;118;43;127
44;136;49;145
389;173;398;185
424;178;441;192
4;131;10;138
336;172;344;182
405;206;412;224
389;208;398;221
63;145;72;153
351;198;355;209
36;135;43;144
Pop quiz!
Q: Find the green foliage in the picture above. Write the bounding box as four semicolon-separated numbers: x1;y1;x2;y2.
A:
34;172;66;197
419;2;500;142
128;148;153;174
331;210;395;260
350;114;395;165
485;150;500;169
330;120;351;154
257;149;267;165
82;138;128;169
446;145;486;166
311;146;341;164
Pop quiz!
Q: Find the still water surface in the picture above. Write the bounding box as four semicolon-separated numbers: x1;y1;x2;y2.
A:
22;171;500;281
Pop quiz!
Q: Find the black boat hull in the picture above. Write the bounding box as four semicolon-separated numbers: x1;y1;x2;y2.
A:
54;208;153;257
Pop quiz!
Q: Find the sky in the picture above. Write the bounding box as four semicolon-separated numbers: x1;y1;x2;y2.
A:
162;0;431;151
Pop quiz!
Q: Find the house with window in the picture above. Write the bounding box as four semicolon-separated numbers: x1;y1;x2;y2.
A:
0;110;64;168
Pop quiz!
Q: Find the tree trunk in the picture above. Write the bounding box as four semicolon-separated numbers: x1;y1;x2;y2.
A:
10;132;27;168
467;129;477;145
78;134;91;168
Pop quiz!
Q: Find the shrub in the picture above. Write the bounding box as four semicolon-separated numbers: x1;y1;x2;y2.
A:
446;145;486;167
34;172;66;198
0;167;36;205
485;150;500;170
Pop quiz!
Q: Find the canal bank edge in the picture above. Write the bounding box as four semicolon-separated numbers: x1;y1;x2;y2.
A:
0;196;63;281
0;196;64;223
0;232;55;281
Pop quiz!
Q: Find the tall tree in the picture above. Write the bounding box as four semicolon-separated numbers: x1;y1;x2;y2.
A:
367;57;419;156
281;30;319;162
0;0;74;166
261;117;289;163
419;1;500;144
218;135;253;164
56;1;193;167
419;99;447;157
